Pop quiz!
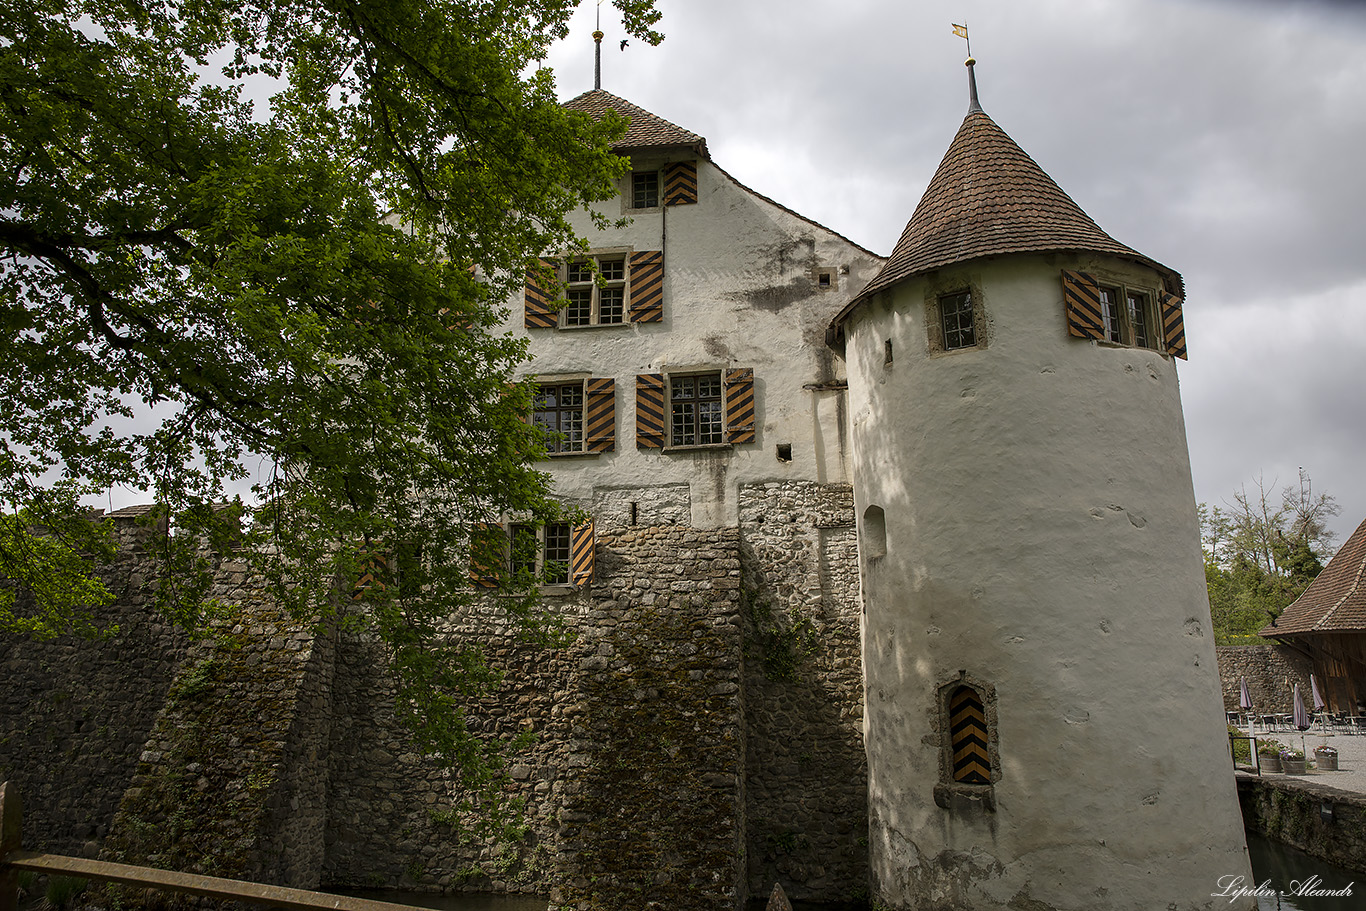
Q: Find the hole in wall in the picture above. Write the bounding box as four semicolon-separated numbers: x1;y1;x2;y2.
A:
862;504;887;559
884;339;894;366
776;443;792;462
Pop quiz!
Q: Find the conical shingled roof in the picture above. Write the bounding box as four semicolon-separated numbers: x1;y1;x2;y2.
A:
563;89;709;159
1261;517;1366;636
842;99;1181;315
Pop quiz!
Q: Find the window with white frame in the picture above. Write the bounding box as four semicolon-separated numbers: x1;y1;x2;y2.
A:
565;257;626;327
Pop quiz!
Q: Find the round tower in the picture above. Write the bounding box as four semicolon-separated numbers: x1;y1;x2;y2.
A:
829;61;1253;911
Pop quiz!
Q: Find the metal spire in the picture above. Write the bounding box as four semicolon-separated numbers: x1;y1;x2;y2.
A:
953;22;981;114
593;1;604;90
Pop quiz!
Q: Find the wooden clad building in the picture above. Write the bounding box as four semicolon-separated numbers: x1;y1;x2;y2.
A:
1260;517;1366;712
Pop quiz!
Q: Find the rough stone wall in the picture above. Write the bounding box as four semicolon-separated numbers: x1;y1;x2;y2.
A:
323;524;748;911
1218;645;1314;715
0;516;191;856
1238;775;1366;873
738;481;867;903
99;549;337;891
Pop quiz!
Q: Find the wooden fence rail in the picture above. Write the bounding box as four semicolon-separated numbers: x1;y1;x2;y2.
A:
1;782;424;911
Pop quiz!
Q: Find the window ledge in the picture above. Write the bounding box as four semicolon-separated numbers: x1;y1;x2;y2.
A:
662;443;733;454
933;782;995;813
543;451;602;460
558;322;632;331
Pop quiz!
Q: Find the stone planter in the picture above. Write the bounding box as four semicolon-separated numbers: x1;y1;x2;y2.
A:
1315;748;1339;771
1260;752;1282;773
1282;756;1306;774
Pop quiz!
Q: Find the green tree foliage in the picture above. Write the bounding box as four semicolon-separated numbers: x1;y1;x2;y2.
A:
1;0;660;794
1200;470;1339;642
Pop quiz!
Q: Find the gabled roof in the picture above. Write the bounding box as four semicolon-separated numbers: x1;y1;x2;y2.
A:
563;89;709;159
1262;517;1366;636
831;79;1183;339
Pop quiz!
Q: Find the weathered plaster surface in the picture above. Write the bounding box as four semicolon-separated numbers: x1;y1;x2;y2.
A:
842;252;1254;910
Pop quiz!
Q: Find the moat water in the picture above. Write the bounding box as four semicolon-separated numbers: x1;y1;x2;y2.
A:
339;836;1361;911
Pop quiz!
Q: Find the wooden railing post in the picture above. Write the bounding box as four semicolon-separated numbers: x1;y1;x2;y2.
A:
1;781;21;911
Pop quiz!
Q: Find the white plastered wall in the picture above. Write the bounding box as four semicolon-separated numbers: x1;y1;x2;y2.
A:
841;253;1254;911
499;152;884;527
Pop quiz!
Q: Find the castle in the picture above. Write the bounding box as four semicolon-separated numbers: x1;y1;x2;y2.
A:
0;60;1251;911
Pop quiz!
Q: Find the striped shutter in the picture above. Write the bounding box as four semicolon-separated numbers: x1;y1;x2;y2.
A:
525;258;557;329
571;521;595;585
352;551;389;601
1159;291;1188;360
663;160;698;205
586;377;616;452
949;687;991;785
469;522;504;588
724;367;755;444
636;373;665;449
1061;270;1105;340
628;251;664;323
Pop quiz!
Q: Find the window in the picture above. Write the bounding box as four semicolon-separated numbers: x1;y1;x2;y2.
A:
632;170;659;209
939;291;976;350
533;383;585;453
524;252;665;328
1098;284;1156;349
636;368;754;449
1062;271;1185;357
565;257;626;327
510;522;571;585
669;373;724;446
949;686;990;784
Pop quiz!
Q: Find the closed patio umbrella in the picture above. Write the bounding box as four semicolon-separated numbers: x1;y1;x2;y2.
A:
1294;683;1311;762
1240;677;1255;751
1311;674;1329;739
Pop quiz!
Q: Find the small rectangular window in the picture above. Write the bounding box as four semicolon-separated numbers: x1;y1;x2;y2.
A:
1128;290;1154;349
670;373;724;446
940;291;976;350
533;382;585;454
1099;285;1124;343
632;171;659;209
1097;281;1156;349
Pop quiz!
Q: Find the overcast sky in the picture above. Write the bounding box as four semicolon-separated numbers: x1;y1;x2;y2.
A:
539;0;1366;549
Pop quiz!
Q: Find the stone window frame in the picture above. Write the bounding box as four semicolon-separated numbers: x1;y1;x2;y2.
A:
630;169;660;210
932;672;999;814
924;280;988;356
508;521;573;587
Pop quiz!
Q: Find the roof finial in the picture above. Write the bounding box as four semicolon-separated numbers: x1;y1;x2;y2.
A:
966;57;982;114
593;0;604;90
953;22;981;114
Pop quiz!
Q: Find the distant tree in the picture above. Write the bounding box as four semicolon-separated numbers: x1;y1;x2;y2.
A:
1;0;662;800
1200;470;1338;641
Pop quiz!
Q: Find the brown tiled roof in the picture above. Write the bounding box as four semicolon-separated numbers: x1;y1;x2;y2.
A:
563;89;709;159
837;107;1182;325
1262;518;1366;636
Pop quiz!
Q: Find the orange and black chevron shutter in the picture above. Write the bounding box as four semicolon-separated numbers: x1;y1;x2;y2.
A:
525;258;558;329
636;373;665;448
469;522;504;588
724;367;755;444
586;377;616;452
628;251;664;323
1159;291;1188;360
1061;270;1105;340
949;686;991;785
663;160;698;205
571;521;595;585
352;551;389;601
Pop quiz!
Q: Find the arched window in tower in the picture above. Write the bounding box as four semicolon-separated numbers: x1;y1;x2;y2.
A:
949;686;991;784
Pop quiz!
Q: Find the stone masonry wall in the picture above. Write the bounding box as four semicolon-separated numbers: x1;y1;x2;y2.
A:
1217;644;1314;716
1238;775;1366;874
99;549;337;891
0;514;191;857
738;481;867;903
322;524;748;911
